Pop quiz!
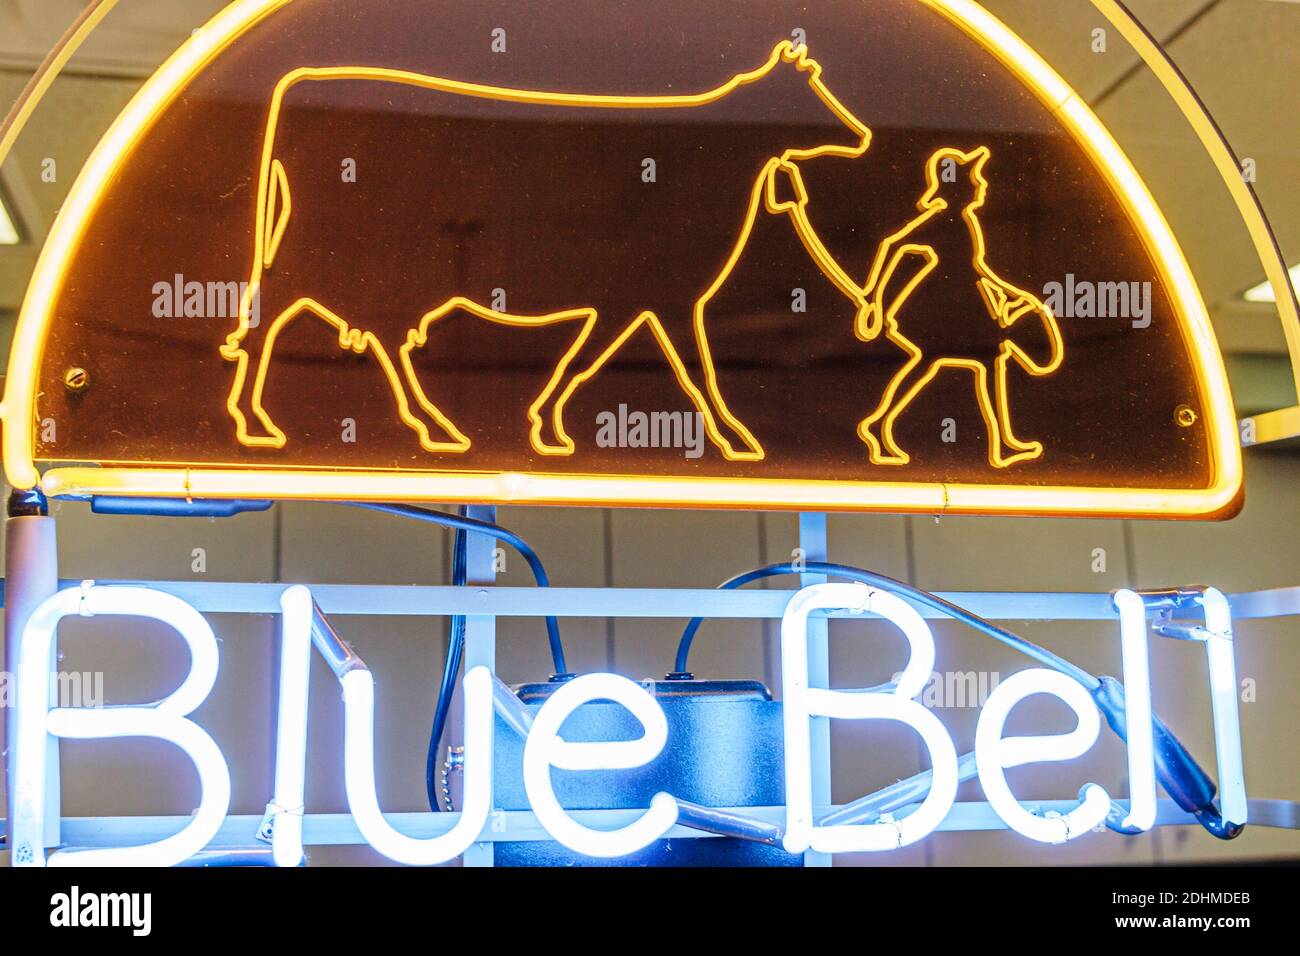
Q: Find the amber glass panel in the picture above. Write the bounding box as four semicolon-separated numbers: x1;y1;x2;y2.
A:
35;0;1213;492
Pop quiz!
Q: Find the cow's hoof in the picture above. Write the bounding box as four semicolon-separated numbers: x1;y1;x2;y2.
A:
414;432;473;454
856;419;882;452
231;408;287;448
236;428;287;449
858;420;908;466
529;421;575;456
703;418;765;461
717;442;764;462
869;453;909;466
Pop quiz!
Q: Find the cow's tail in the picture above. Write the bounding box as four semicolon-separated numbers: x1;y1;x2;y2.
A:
263;157;291;268
221;157;288;360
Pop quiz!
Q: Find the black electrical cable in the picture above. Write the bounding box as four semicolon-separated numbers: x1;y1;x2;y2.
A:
347;502;570;677
671;561;1242;841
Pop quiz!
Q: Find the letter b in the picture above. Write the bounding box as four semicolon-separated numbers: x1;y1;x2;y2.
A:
12;585;230;866
780;583;958;854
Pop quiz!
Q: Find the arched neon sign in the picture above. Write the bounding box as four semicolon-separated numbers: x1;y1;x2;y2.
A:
0;0;1244;518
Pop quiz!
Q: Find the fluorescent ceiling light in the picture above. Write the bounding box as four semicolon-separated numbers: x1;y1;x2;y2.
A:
1243;264;1300;304
0;194;18;245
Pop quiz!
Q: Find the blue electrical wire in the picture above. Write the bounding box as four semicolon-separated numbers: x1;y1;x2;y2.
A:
671;561;1242;841
348;502;570;677
344;502;572;812
672;562;1095;687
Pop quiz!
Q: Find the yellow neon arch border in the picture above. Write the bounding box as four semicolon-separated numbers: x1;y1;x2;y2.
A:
0;0;1242;518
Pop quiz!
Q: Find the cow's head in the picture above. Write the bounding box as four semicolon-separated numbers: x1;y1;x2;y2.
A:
762;41;872;162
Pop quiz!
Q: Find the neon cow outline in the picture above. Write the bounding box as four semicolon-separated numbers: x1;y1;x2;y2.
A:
220;41;872;462
855;146;1065;468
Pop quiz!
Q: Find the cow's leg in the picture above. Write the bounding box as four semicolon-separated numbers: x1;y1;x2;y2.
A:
391;329;472;452
222;297;470;453
647;310;763;461
529;312;645;455
221;296;321;447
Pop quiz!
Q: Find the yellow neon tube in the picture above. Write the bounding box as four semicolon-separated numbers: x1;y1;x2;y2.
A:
855;145;1064;469
221;42;870;463
36;465;1236;520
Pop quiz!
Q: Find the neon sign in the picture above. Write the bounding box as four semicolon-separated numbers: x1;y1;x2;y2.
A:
224;41;870;463
0;0;1243;518
856;146;1065;469
8;581;1247;867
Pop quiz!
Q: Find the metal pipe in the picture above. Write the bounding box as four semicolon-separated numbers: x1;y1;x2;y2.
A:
820;752;980;827
310;602;365;678
674;800;785;845
4;491;60;851
175;848;279;867
492;675;534;738
458;504;498;867
0;0;120;172
16;796;1298;851
16;580;1295;622
798;513;831;869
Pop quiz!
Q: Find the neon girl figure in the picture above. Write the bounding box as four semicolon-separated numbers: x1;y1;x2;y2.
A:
855;146;1063;468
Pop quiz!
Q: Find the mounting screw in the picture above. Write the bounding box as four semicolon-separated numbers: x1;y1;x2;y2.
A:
1175;404;1197;428
63;367;89;393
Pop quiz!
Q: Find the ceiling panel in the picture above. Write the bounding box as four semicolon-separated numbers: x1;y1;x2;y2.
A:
984;0;1212;100
0;0;225;76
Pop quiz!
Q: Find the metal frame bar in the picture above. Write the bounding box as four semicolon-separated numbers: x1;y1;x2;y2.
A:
798;513;832;867
459;504;496;867
16;799;1298;851
2;508;60;855
41;579;1300;621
